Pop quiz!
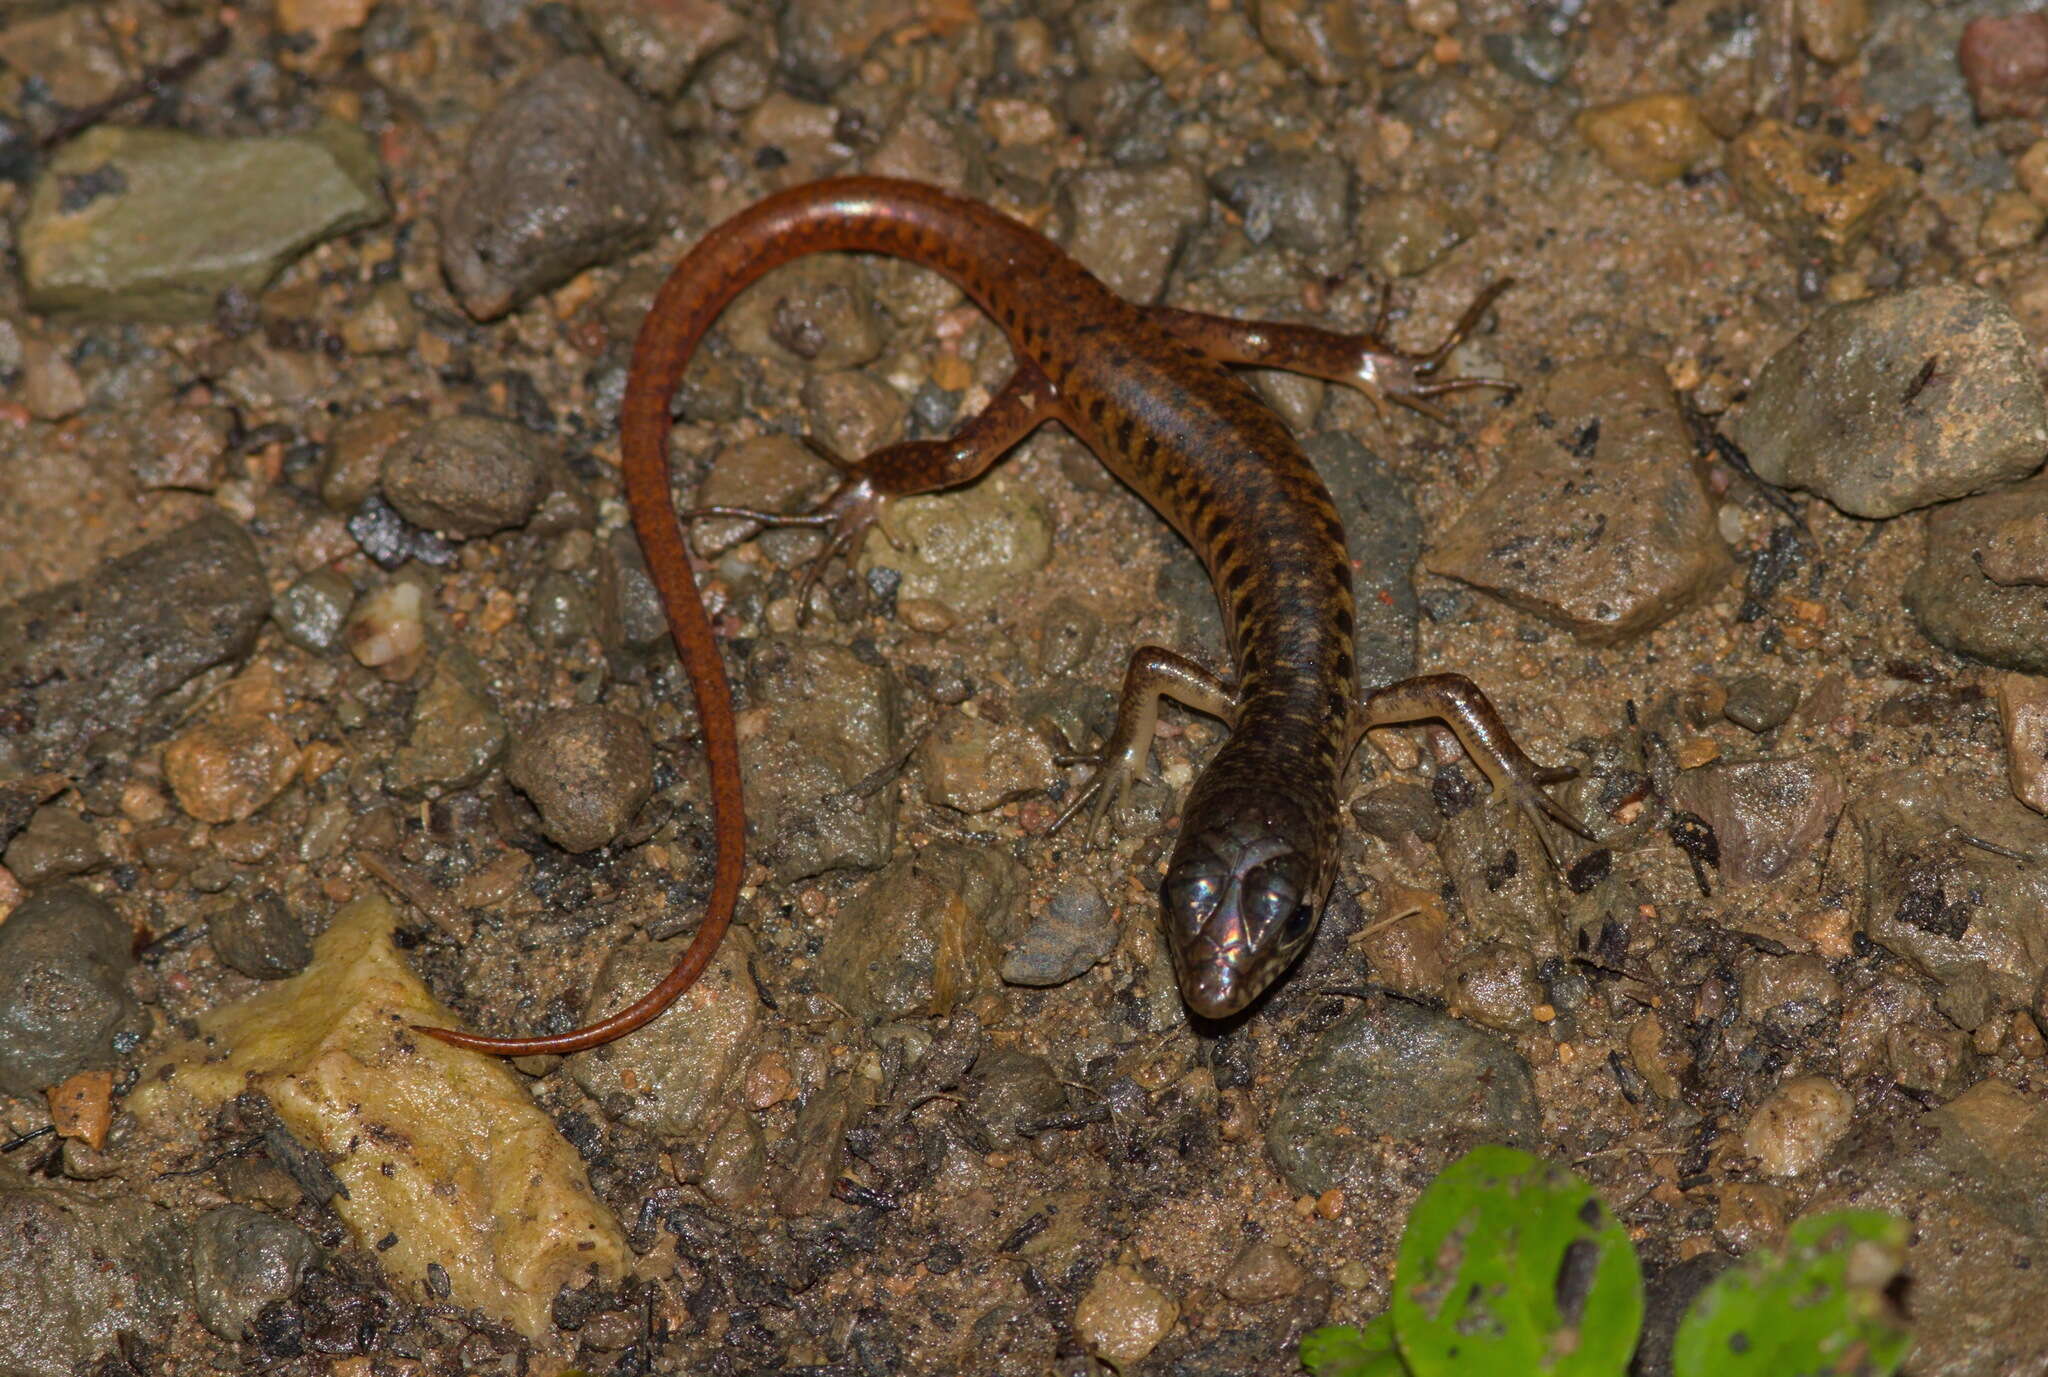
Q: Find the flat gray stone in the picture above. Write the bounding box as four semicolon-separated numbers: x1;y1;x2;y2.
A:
1733;284;2048;518
22;121;387;321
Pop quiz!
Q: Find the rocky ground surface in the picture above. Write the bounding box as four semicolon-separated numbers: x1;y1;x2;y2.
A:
3;1;2048;1373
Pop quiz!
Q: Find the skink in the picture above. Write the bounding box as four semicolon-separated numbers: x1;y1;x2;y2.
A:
417;176;1582;1054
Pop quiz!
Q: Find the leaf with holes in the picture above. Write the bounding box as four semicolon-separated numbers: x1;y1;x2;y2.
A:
1391;1146;1643;1377
1300;1316;1405;1376
1672;1211;1911;1377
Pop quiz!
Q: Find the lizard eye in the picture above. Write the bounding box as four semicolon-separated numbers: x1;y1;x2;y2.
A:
1243;861;1314;945
1242;863;1295;927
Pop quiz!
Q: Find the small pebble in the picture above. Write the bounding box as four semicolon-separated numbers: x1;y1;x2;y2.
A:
1219;1239;1306;1305
919;714;1058;813
1722;673;1799;732
1577;93;1720;185
163;715;300;824
1000;879;1116;988
1981;190;2046;254
46;1067;114;1149
1742;1074;1853;1177
1074;1262;1179;1370
380;415;549;537
271;568;355;654
210;889;314;979
0;885;146;1097
504;706;654;853
1998;673;2048;814
2;805;104;884
1960;14;2048;121
345;581;427;677
1733;284;2048;518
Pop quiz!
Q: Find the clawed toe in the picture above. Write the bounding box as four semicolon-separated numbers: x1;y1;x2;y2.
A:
1509;768;1596;871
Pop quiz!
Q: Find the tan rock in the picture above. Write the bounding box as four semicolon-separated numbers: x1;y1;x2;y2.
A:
130;893;628;1338
1728;119;1913;265
1999;673;2048;814
1075;1260;1179;1368
1577;93;1719;185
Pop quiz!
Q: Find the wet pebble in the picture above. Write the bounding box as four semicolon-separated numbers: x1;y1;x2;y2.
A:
19;337;85;421
1907;474;2048;673
440;57;678;320
0;885;146;1097
803;369;908;471
1731;284;2048;518
1727;118;1912;264
22;123;388;320
1721;672;1799;732
919;713;1058;814
858;477;1053;617
574;0;743;98
1057;162;1207;302
1960;14;2048;121
320;408;413;513
1741;1074;1852;1177
1576;93;1720;185
1;805;104;884
505;706;654;853
525;571;597;648
1427;356;1732;642
1210;148;1353;251
390;648;508;796
723;255;883;369
164;711;299;825
0;1159;188;1375
271;568;354;655
1000;879;1117;988
740;638;900;880
1218;1239;1305;1305
818;842;1023;1020
0;512;268;773
971;1046;1067;1148
188;1204;320;1342
1354;192;1472;279
1666;755;1844;886
1036;595;1101;678
344;579;427;678
132;400;233;492
569;930;759;1138
1739;953;1840;1039
1351;782;1441;844
1981;190;2045;254
1483;24;1572;86
1998;673;2048;814
1247;0;1366;85
1266;998;1540;1194
1447;941;1545;1033
1850;769;2048;1029
1074;1261;1179;1370
209;889;314;980
380;416;549;538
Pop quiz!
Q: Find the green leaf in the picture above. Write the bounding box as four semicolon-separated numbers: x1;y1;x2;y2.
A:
1302;1317;1405;1376
1391;1145;1644;1377
1672;1211;1912;1377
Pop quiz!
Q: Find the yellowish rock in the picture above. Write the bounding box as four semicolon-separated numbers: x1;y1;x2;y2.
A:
1576;93;1720;185
1075;1260;1180;1368
130;893;627;1337
1728;119;1913;265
